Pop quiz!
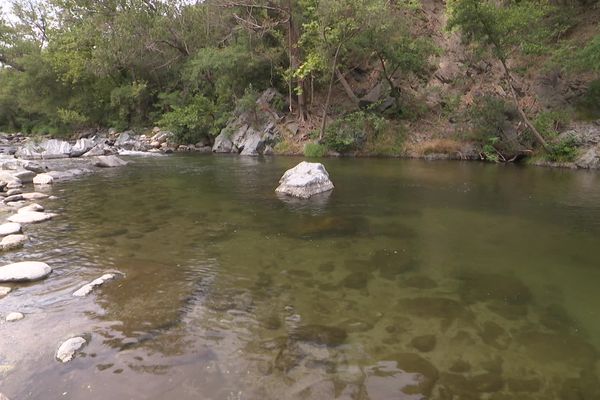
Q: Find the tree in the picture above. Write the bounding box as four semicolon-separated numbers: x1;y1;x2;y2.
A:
447;0;553;151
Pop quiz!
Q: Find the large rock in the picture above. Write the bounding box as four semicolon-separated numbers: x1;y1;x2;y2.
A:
0;222;21;236
70;138;96;157
56;337;86;363
82;144;108;157
275;162;335;199
12;169;35;183
0;261;52;282
14;142;43;159
7;211;56;224
40;139;72;159
33;173;54;185
0;234;28;251
212;131;234;153
575;146;600;169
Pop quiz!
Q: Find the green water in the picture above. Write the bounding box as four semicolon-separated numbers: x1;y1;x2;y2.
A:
1;155;599;399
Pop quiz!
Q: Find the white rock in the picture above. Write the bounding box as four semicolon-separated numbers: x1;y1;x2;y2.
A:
12;170;35;183
56;337;86;363
0;222;21;237
5;312;24;322
6;180;22;189
33;173;54;185
0;261;52;282
21;192;49;200
0;234;28;251
18;203;44;213
7;211;56;224
275;162;334;199
0;286;12;297
6;189;22;196
94;155;128;168
73;273;116;297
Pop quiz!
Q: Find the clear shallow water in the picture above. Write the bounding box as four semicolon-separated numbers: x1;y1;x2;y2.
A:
1;155;599;399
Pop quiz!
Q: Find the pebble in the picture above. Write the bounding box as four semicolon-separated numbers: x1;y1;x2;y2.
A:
56;337;87;363
5;312;24;322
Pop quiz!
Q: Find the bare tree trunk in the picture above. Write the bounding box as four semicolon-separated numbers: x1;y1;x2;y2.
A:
319;43;342;140
335;68;360;107
500;59;549;151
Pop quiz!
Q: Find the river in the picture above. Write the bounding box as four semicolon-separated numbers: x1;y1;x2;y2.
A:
1;155;599;399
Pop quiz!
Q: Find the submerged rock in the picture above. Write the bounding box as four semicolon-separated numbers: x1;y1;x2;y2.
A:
291;324;348;346
459;271;532;305
73;273;116;297
410;334;437;352
0;222;21;236
56;337;87;363
0;234;28;251
94;155;128;168
5;312;24;322
0;261;52;282
275;162;334;199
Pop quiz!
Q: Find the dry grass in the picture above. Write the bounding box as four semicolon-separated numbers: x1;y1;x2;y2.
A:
407;138;466;156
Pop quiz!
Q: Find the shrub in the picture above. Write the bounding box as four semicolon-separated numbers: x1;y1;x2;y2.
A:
547;137;578;162
325;111;388;153
304;143;328;157
533;110;571;139
576;79;600;120
469;95;521;154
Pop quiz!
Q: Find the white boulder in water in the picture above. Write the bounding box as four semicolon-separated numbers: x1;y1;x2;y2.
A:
8;211;56;224
0;234;28;251
56;337;87;363
33;173;54;185
0;222;21;237
0;261;52;282
275;161;334;199
73;274;116;297
21;192;49;200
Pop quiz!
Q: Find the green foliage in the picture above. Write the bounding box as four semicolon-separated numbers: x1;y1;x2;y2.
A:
325;111;388;153
547;137;578;162
304;142;328;157
533;110;571;139
158;94;227;144
469;95;520;154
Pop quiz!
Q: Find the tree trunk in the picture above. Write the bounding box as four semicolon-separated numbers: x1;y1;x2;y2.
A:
335;68;360;107
319;43;342;140
499;59;549;151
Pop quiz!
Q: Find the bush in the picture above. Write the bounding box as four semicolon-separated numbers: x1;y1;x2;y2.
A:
533;110;571;139
547;137;578;162
469;95;521;154
325;111;388;153
304;143;328;157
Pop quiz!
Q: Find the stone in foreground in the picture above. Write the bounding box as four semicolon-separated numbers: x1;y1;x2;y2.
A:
56;337;86;363
5;312;24;322
7;211;56;224
73;273;116;297
0;261;52;282
275;161;334;199
0;222;21;237
0;234;28;251
94;155;128;168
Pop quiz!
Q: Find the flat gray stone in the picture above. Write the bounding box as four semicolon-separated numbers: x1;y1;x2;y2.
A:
0;261;52;282
94;155;128;168
21;192;49;200
56;337;86;363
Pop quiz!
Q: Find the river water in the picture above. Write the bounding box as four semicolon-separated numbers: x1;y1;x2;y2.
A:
1;155;599;399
